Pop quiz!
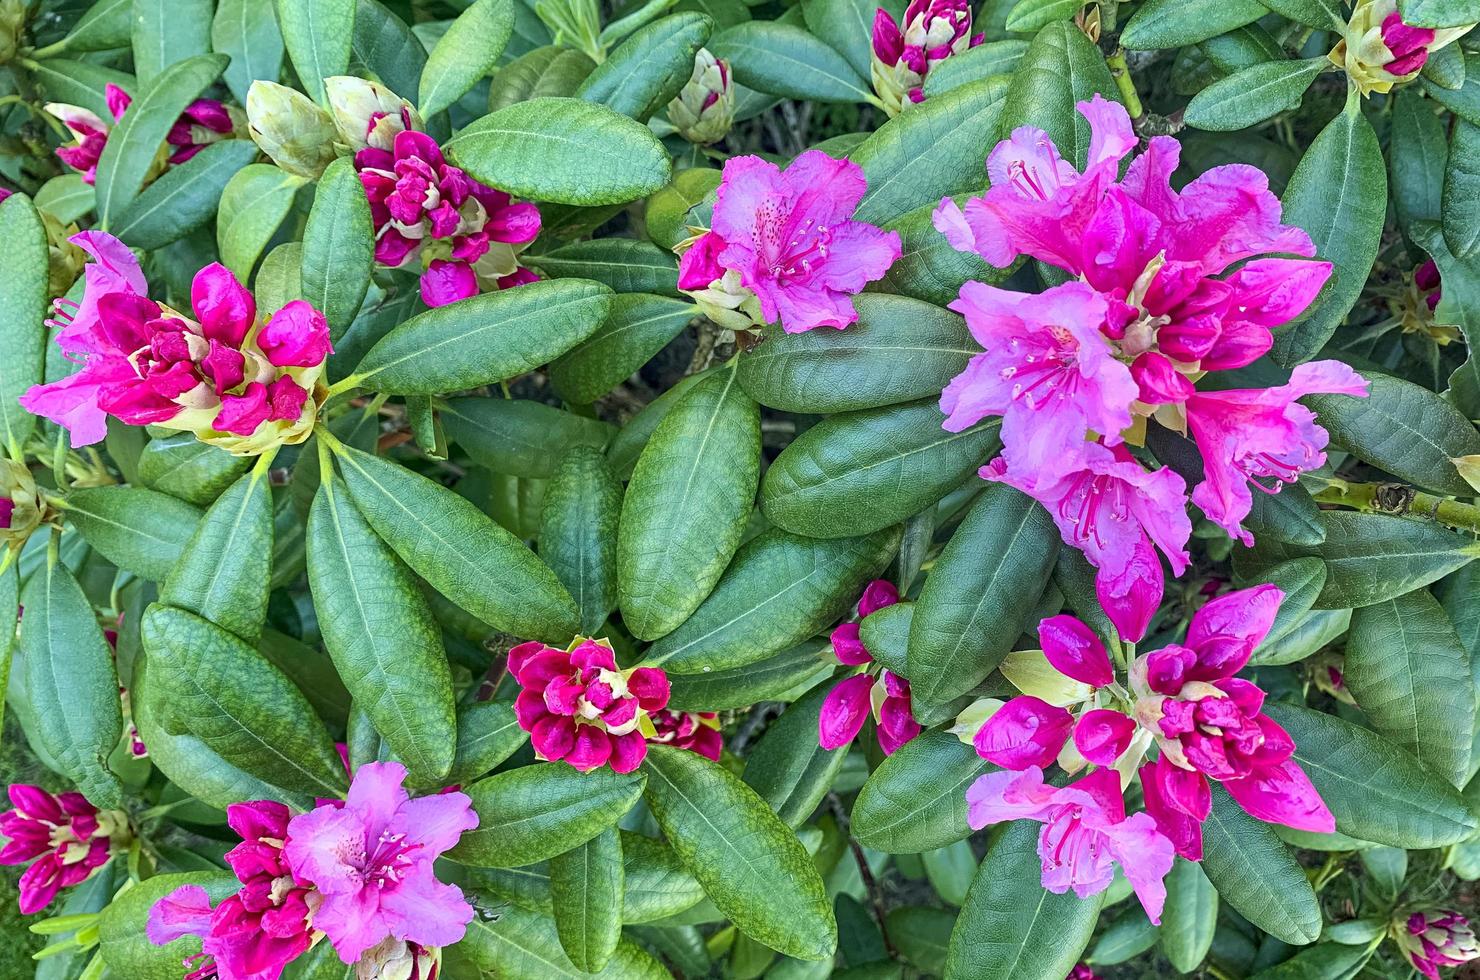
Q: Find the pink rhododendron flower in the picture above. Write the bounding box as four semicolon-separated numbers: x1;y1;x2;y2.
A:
1184;361;1369;545
648;708;724;761
356;130;540;307
147;801;316;980
19;232;331;454
676;151;901;334
870;0;982;114
1130;584;1335;858
1396;909;1479;980
816;580;922;755
283;762;477;963
966;766;1175;923
508;638;671;773
0;784;129;914
167;98;244;164
48;85;241;183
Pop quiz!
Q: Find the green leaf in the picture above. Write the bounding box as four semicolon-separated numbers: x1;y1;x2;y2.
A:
875;202;1006;307
1235;511;1480;609
666;639;832;711
539;447;622;636
98;872;239;980
761;400;1000;539
1184;58;1327;132
0;194;50;457
1246;481;1326;547
1310;372;1480;497
448;699;527;785
18;555;123;807
63;485;202;581
1088;908;1159;966
550;827;624;972
618;366;760;640
1391;88;1449;233
1399;0;1480;28
1257;0;1347;30
347;279;612;394
112;139;260;250
95;53;227;227
743;680;851;828
213;0;286;104
275;0;355;103
352;0;426;97
945;819;1103;980
451;764;645;867
1160;859;1217;973
800;0;877;80
528;239;682;297
460;906;670;979
140;604;348;799
333;443;580;640
447;98;672;206
548;294;694;403
488;46;596;109
1263;701;1480;847
131;0;213;87
57;0;132;54
887;907;955;975
301;156;375;338
737;295;973;414
1248;943;1374;980
1254;557;1329;653
853;77;1009;225
576;13;713;120
643;744;837;960
419;0;515;116
851;731;990;853
1443;119;1480;260
29;59;136;120
645;166;720;250
307;472;457;785
908;483;1059;708
217;163;308;281
711;21;871;103
998;22;1117;169
1200;786;1322;944
923;41;1027;97
34;174;96;224
441;397;616;479
160;465;274;643
1271;105;1387;366
138;433;250;505
1345;590;1475;786
860;601;911;675
1006;0;1093;31
1121;0;1267;48
606;369;711;478
645;526;898;673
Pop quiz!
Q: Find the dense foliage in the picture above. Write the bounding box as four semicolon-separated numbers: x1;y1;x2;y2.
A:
0;0;1478;978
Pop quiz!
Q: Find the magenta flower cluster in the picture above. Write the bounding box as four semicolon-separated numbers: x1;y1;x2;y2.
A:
0;784;127;915
817;580;922;755
48;83;238;184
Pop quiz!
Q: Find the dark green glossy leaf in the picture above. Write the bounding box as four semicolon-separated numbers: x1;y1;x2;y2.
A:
459;905;669;978
0;194;49;456
275;0;354;103
743;680;851;828
419;0;516;117
1201;786;1322;944
113;139;261;250
217;164;307;280
577;13;713;120
132;0;213;87
451;764;645;867
301;156;375;338
527;239;681;297
442;398;615;479
550;827;624;972
448;699;527;785
539;447;622;636
1121;0;1267;48
1184;58;1326;131
666;639;833;711
63;485;202;581
851;731;990;853
711;21;871;103
213;0;286;104
548;294;694;404
138;433;251;505
1161;858;1218;973
997;21;1116;169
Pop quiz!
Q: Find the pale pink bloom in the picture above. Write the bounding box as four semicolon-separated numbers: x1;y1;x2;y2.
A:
508;639;670;773
1184;361;1369;545
0;785;125;915
870;0;982;112
817;580;920;754
966;766;1175;923
680;151;901;333
1398;910;1479;980
283;762;477;963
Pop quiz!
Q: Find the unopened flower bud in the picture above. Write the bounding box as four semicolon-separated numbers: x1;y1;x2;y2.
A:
668;49;734;145
870;0;980;115
0;0;25;65
245;81;338;178
0;459;51;552
1394;909;1479;979
1395;258;1459;345
674;230;764;332
325;76;421;153
357;937;441;980
1330;0;1476;96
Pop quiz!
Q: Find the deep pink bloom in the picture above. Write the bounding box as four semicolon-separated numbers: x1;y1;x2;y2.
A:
357;130;540;307
648;709;723;761
508;639;670;773
820;673;876;749
257;301;332;367
1415;257;1443;310
1068;966;1103;980
47;85;129;184
816;580;920;754
973;696;1074;770
0;187;12;204
876;671;923;755
1398;910;1479;980
1130;585;1334;857
1381;11;1437;74
283;762;477;963
941;281;1137;478
0;785;124;914
166;98;240;164
681;151;901;333
1184;361;1369;545
1038;614;1114;688
1072;709;1138;766
870;0;981;109
966;766;1175;923
147;801;315;980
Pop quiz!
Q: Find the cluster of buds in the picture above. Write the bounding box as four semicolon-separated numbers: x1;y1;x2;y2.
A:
1330;0;1476;96
20;231;331;455
48;84;244;184
870;0;981;115
0;458;55;553
507;638;672;773
648;708;724;760
818;580;922;755
1394;910;1479;979
0;784;130;914
667;49;735;145
245;81;340;178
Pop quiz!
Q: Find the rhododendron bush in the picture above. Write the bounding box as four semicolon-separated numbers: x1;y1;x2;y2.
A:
2;0;1480;977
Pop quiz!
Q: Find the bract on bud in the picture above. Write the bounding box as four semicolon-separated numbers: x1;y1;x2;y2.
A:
246;80;339;178
1330;0;1476;96
325;75;421;153
0;459;53;552
668;49;734;145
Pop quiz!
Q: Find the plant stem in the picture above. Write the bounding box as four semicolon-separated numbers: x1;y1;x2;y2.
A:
1106;47;1144;122
1311;479;1480;536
